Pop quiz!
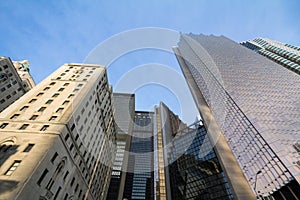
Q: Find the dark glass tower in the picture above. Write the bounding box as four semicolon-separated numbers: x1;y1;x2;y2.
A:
174;34;300;199
106;93;135;200
123;111;154;200
168;122;233;200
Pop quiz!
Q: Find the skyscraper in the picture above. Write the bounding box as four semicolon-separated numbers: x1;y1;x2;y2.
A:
123;111;154;200
0;56;35;112
0;63;116;199
107;93;135;200
155;102;233;200
174;34;300;199
241;38;300;75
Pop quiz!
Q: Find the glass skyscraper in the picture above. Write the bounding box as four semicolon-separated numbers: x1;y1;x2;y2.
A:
123;111;154;200
174;34;300;199
168;122;233;200
241;38;300;75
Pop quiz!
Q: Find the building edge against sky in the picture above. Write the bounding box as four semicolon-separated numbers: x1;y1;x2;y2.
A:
174;33;300;199
0;63;116;199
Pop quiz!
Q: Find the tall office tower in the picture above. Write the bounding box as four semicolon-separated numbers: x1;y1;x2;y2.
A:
107;93;135;200
154;102;186;200
123;111;154;200
241;38;300;74
155;102;232;200
0;63;116;200
168;122;234;200
174;34;300;199
0;56;35;112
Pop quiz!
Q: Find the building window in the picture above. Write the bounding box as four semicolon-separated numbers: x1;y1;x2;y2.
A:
29;115;38;120
75;184;79;192
19;124;29;130
5;160;21;176
23;144;35;152
6;95;11;99
68;94;74;98
52;93;59;97
50;82;56;86
78;84;83;87
43;87;50;91
0;99;5;104
58;88;65;92
49;116;58;121
45;99;53;104
37;169;48;186
36;92;44;97
29;99;37;103
70;177;75;186
73;88;79;92
51;152;58;163
63;83;70;86
10;114;20;119
64;193;69;200
63;171;69;181
56;108;64;113
62;100;70;105
64;134;69;141
38;107;46;112
0;123;8;129
40;125;49;131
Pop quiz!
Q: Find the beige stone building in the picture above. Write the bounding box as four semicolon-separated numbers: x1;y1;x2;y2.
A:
0;63;116;200
0;56;35;112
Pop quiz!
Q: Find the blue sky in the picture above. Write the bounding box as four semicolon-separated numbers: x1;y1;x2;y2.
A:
1;0;299;124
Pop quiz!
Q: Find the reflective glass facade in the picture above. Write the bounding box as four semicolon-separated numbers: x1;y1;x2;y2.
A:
169;122;234;200
123;111;154;200
241;38;300;75
175;34;300;199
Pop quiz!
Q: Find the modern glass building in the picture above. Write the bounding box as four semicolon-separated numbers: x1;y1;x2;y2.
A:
241;38;300;75
168;122;233;200
123;111;154;200
106;93;135;200
174;34;300;199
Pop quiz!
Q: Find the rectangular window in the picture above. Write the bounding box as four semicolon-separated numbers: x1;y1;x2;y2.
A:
19;124;29;130
51;152;58;163
37;169;48;186
45;99;53;104
52;93;59;97
73;88;79;92
68;94;75;98
43;87;50;91
70;177;75;186
63;171;69;181
10;114;20;119
5;160;21;176
23;144;35;152
62;100;70;105
64;194;69;200
50;82;56;86
29;99;37;103
58;88;65;92
56;108;64;113
20;106;29;111
40;125;49;131
38;107;46;112
49;116;58;121
64;134;70;141
63;83;70;86
0;123;8;129
29;115;38;120
36;92;44;97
